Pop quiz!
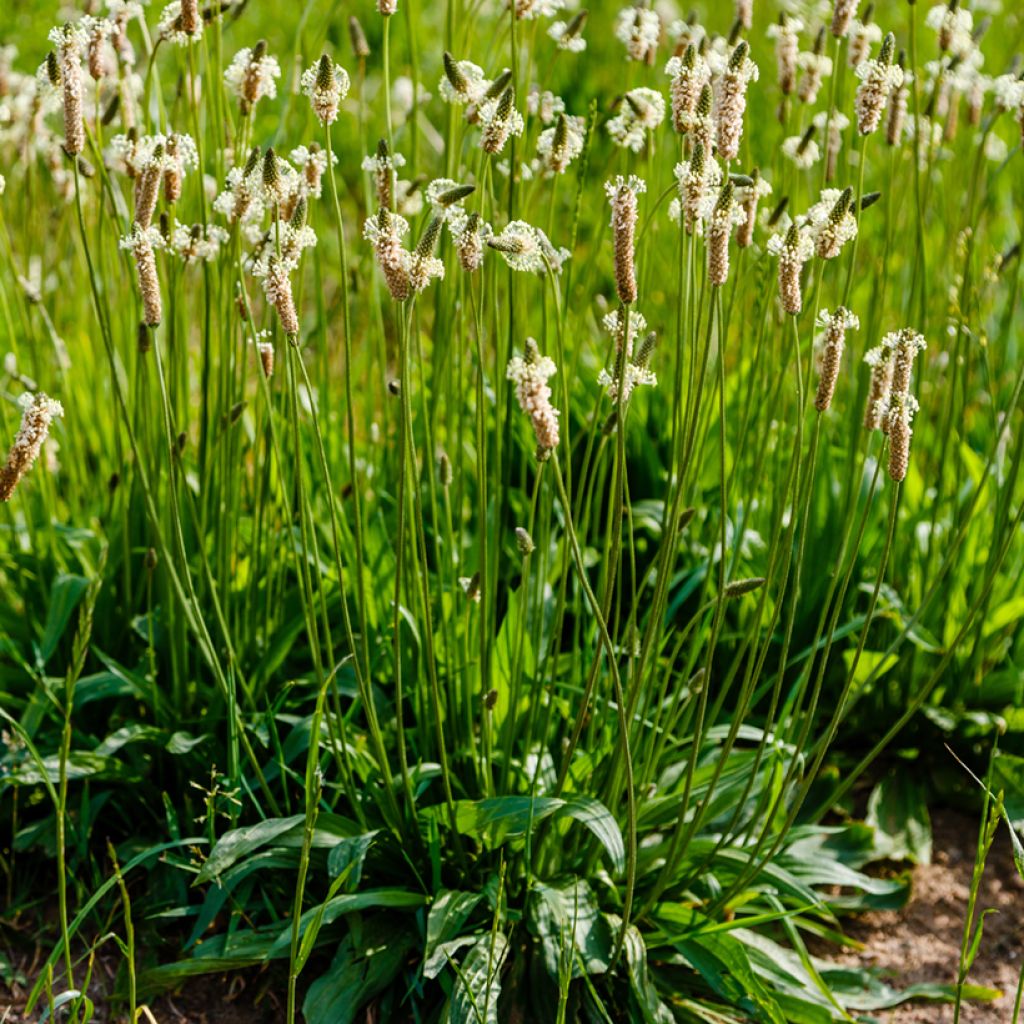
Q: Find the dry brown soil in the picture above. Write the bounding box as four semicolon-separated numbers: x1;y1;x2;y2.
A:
826;809;1023;1022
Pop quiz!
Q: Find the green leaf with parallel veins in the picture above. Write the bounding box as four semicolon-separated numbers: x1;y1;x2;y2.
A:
327;830;380;886
671;923;787;1024
447;932;509;1024
527;879;612;980
38;574;89;667
303;918;414;1024
555;796;626;874
866;772;933;864
196;815;304;884
425;891;484;978
269;888;427;959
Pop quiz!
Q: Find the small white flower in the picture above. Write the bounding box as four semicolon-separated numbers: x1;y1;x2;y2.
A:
881;328;927;357
439;58;489;105
106;0;144;19
982;132;1008;162
170;223;228;263
797;50;832;104
119;222;164;253
548;19;586;52
48;22;90;55
425;177;473;235
782;133;821;168
156;2;202;45
290;144;334;197
615;6;660;62
409;249;445;293
816;306;860;331
606;87;665;151
993;73;1024;112
224;47;281;109
601;309;647;355
536;114;585;175
812;110;850;133
526;89;565;125
847;19;883;67
925;2;974;57
507;338;560;453
488;220;568;274
854;53;904;135
300;59;350;125
668;153;722;233
513;0;567;20
665;50;711;133
668;17;707;49
454;215;492;272
598;309;656;402
479;93;525;154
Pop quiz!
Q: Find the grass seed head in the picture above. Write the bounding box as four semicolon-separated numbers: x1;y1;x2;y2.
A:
49;24;86;154
348;15;370;59
264;255;299;337
737;168;771;248
716;41;758;160
180;0;199;35
863;343;895;430
606;175;645;304
814;306;860;411
301;55;350;125
768;221;813;315
481;86;523;154
708;180;736;287
456;213;488;272
768;15;801;96
515;527;535;555
831;0;858;39
0;393;64;502
257;339;274;377
724;576;766;598
855;33;903;134
134;142;164;228
507;339;560;457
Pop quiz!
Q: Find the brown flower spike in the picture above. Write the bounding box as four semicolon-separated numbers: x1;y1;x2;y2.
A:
0;394;64;501
814;308;860;412
606;175;645;305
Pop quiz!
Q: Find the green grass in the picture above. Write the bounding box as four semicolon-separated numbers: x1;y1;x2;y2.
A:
1;0;1024;1021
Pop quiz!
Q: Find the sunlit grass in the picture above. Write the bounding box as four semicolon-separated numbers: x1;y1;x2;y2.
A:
1;0;1023;1020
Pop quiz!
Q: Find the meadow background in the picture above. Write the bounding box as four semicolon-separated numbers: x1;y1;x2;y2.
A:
1;0;1023;1020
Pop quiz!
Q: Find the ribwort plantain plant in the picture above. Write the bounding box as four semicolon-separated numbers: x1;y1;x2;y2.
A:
1;0;1023;1021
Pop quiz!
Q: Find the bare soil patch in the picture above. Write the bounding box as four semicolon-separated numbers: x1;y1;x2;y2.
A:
0;948;288;1024
827;808;1023;1022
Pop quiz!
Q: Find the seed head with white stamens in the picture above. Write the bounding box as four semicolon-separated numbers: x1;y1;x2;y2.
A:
768;222;814;315
0;393;64;502
767;16;802;96
301;55;350;125
814;307;859;411
507;338;560;457
854;33;902;135
665;45;711;133
605;175;645;304
716;42;759;161
615;7;660;63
